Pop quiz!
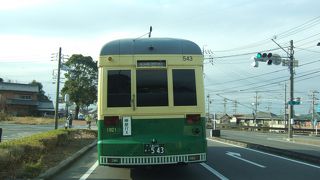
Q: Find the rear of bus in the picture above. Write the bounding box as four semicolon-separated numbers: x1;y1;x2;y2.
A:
97;38;207;166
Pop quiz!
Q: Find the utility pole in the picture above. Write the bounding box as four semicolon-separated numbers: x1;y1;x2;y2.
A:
207;94;210;121
253;91;259;124
266;102;272;112
54;47;62;129
311;90;319;128
288;40;294;138
223;98;227;114
233;100;238;115
284;83;288;127
271;39;296;138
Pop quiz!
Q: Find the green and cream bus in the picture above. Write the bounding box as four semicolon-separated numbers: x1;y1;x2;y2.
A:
97;38;207;166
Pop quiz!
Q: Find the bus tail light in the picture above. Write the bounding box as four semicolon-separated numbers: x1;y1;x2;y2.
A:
186;114;201;124
104;116;120;126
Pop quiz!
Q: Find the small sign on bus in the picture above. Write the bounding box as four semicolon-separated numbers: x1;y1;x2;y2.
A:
137;60;166;67
122;116;132;136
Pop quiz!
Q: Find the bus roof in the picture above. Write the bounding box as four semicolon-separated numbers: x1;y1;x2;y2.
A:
100;38;202;56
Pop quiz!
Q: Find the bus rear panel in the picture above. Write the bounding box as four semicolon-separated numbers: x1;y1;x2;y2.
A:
97;38;206;166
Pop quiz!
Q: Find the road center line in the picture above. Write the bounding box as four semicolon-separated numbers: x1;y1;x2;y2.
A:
207;138;320;169
200;163;229;180
79;160;99;180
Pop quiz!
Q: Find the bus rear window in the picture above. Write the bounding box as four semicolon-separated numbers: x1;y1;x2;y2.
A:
173;69;197;106
136;69;168;106
107;70;131;107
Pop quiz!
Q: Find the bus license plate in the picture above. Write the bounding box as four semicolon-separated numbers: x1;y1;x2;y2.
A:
144;144;165;154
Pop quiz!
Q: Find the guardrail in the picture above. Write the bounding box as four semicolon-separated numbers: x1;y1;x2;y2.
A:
212;124;318;134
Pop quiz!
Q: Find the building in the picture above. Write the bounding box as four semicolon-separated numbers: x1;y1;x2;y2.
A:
0;82;54;116
231;112;283;127
37;101;55;117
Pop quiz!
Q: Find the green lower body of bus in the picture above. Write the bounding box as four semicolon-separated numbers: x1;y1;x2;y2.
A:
97;117;207;166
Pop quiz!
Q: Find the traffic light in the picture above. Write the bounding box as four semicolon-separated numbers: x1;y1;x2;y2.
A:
254;52;281;66
265;53;273;65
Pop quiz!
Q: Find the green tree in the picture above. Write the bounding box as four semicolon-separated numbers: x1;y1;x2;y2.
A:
29;80;50;101
61;54;97;119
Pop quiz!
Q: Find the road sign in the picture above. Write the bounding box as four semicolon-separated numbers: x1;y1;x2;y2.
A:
282;60;299;67
288;101;300;105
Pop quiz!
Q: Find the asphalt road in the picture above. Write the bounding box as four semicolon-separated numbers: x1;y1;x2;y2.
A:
50;139;320;180
0;122;54;141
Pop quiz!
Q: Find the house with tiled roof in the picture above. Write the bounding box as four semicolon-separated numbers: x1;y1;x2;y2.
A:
0;82;54;116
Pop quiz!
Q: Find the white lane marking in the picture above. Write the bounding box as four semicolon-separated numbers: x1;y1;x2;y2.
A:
207;138;320;169
200;163;229;180
226;151;266;168
79;160;99;180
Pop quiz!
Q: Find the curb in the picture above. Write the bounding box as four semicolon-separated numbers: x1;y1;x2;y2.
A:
211;137;320;166
35;140;97;180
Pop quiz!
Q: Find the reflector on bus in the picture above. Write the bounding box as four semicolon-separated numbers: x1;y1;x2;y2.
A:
186;114;201;124
104;116;120;126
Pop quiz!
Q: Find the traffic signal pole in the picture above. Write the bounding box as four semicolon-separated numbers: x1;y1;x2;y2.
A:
288;40;294;138
269;39;295;139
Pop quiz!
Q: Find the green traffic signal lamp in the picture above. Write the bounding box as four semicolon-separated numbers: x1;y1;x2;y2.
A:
256;53;262;58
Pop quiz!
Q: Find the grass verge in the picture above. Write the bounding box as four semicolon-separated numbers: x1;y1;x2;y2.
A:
6;116;65;125
0;129;97;179
0;112;65;125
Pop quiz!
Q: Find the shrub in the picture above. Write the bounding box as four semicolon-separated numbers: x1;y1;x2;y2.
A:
0;146;25;179
22;159;44;178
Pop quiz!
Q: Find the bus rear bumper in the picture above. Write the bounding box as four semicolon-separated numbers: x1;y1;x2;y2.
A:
99;153;206;166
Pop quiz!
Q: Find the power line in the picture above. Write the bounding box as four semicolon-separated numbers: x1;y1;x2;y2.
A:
208;67;320;93
212;39;271;52
276;16;320;39
295;73;320;83
295;39;320;48
295;32;320;44
206;58;320;88
239;70;320;92
216;94;253;110
209;16;320;53
276;16;320;36
206;68;288;87
295;47;320;54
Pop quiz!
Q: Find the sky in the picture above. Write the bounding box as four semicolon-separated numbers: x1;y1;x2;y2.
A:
0;0;320;116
